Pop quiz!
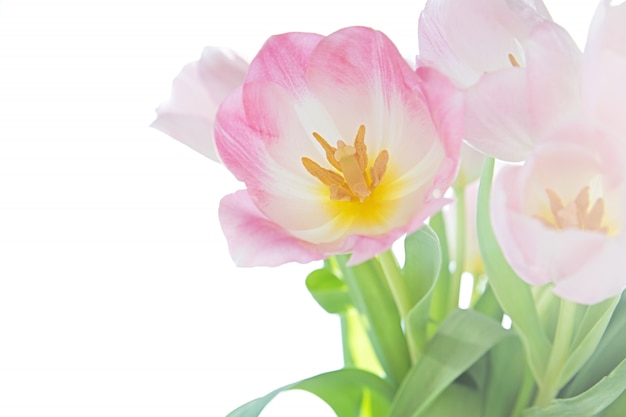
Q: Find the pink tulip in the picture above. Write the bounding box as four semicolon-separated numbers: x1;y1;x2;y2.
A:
151;47;248;161
418;0;582;161
491;122;626;304
214;27;463;267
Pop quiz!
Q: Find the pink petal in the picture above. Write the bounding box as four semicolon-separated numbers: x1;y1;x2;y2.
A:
583;0;626;135
418;0;545;88
152;47;248;161
416;66;464;185
464;22;581;162
464;68;533;161
244;32;323;98
525;22;582;137
305;27;423;149
552;236;626;304
218;190;325;267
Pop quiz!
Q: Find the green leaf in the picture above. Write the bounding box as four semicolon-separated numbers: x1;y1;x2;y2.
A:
483;335;533;417
476;158;551;384
403;225;442;357
388;309;509;417
562;293;626;397
226;368;394;417
560;296;619;387
522;357;626;417
306;268;351;314
403;224;442;305
472;283;504;321
598;389;626;416
420;382;483;417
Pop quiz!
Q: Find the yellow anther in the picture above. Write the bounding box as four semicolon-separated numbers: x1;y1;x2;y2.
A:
508;53;520;67
312;132;342;172
302;125;389;202
370;150;389;188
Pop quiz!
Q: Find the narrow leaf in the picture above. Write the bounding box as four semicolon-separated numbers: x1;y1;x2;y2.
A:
476;158;551;383
522;357;626;417
227;369;394;417
562;294;626;397
403;225;442;356
389;309;509;417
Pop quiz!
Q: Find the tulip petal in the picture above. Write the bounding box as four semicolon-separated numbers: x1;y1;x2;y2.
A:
552;237;626;304
152;47;248;161
463;22;581;162
583;0;626;135
218;190;325;267
418;0;537;87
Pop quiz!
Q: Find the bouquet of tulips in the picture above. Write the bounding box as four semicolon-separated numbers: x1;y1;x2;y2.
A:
152;0;626;415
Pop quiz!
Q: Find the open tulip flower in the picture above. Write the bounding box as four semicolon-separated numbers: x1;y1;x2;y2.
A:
154;1;626;416
491;122;626;304
214;27;462;267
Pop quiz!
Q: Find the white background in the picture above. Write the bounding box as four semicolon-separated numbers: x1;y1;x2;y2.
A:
0;1;598;416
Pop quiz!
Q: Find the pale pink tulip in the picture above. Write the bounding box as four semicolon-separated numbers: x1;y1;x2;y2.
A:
214;27;463;267
491;122;626;304
418;0;582;161
152;47;248;161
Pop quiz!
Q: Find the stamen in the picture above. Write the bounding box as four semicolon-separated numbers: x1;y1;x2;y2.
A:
539;187;607;233
586;198;605;230
301;157;346;187
370;150;389;188
508;53;520;67
574;187;590;228
312;132;342;172
302;125;390;203
546;189;564;224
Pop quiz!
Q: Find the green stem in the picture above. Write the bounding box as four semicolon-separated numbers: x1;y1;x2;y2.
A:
378;250;412;318
511;363;536;417
378;249;420;363
533;298;578;407
448;186;466;311
336;255;411;389
429;211;451;324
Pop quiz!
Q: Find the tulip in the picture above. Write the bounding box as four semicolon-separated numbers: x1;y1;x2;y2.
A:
214;27;463;267
491;122;626;304
152;47;248;161
418;0;581;161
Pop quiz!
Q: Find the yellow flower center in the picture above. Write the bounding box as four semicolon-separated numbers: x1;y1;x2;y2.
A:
301;125;389;203
536;186;607;233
